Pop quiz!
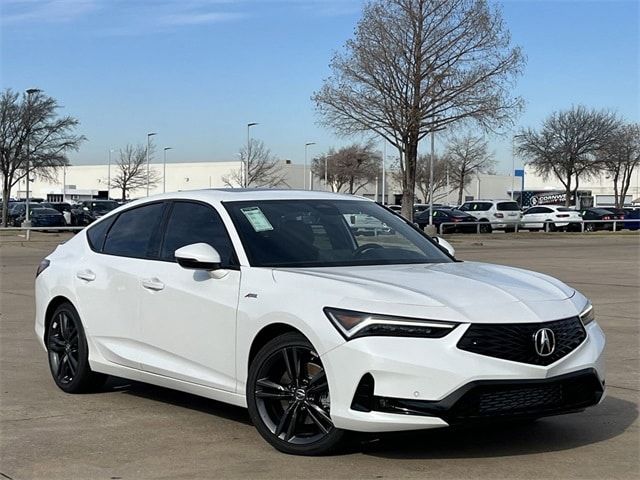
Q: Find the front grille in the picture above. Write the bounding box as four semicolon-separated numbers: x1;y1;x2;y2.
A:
369;369;604;422
449;371;603;420
457;317;586;366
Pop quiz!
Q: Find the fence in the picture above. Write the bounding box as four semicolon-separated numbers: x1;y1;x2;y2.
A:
433;219;640;235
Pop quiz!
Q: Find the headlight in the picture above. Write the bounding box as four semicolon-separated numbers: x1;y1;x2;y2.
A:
36;259;50;278
580;303;595;326
324;307;458;340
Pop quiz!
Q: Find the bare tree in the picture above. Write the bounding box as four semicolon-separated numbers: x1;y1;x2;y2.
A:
311;144;380;194
415;153;452;203
222;139;286;188
445;134;495;204
516;106;621;207
600;123;640;208
313;0;524;219
111;144;160;201
0;89;85;226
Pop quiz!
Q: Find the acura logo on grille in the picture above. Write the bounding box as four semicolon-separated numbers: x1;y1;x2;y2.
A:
534;328;556;357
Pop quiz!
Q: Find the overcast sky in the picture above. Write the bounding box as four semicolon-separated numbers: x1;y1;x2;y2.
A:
2;0;638;174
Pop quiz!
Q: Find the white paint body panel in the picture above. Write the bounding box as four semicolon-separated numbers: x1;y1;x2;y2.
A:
35;189;605;433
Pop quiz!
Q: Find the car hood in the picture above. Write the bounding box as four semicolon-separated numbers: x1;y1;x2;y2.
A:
272;262;582;324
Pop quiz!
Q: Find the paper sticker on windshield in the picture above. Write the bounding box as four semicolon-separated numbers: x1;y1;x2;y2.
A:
241;207;274;232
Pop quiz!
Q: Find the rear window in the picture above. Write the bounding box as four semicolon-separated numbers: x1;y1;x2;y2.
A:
103;203;166;258
556;207;574;212
34;208;60;215
460;202;492;212
496;202;519;211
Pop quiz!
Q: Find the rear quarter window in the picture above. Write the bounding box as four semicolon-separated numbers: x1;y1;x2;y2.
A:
86;215;117;252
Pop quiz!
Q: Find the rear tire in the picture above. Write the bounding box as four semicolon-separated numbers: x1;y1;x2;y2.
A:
479;221;492;234
247;332;344;455
46;302;107;393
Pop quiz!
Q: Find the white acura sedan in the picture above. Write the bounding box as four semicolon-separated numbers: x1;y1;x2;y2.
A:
35;190;605;455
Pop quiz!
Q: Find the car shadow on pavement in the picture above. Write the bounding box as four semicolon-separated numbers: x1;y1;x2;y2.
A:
356;395;637;459
103;376;253;426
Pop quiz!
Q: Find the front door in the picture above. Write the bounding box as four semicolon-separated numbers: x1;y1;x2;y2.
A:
136;201;241;392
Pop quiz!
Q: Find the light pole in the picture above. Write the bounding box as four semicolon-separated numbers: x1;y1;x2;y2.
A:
429;129;435;226
246;123;258;188
107;148;114;200
304;142;315;190
163;147;172;193
23;88;41;232
381;140;387;204
146;132;157;196
324;157;329;191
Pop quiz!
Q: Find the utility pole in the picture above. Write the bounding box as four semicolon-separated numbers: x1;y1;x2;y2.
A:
146;132;157;196
246;123;258;188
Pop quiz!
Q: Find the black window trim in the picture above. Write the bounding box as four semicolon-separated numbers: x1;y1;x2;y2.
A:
157;199;240;270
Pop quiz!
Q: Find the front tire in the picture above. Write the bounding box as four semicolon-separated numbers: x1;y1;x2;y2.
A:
247;332;344;455
46;302;107;393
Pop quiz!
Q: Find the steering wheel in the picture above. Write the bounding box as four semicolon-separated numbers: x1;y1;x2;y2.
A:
354;243;384;256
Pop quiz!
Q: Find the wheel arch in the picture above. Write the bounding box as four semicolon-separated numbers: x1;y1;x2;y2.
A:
248;323;307;368
44;296;76;342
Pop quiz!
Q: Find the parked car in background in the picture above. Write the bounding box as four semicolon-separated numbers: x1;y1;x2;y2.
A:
49;202;73;225
580;208;623;231
521;206;582;232
458;200;521;233
623;208;640;231
415;208;478;233
71;200;119;226
344;213;393;236
12;207;66;229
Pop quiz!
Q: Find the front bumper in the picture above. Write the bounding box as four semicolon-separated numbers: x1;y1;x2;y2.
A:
321;321;605;432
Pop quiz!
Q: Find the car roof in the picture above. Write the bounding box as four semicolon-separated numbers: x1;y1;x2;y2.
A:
124;189;365;206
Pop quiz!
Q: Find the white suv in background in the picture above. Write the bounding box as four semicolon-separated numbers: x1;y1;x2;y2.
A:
459;200;522;233
521;206;582;232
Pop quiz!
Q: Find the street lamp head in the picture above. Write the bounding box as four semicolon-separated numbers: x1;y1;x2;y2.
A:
147;132;157;137
25;88;42;95
247;122;259;127
305;142;316;147
164;147;173;151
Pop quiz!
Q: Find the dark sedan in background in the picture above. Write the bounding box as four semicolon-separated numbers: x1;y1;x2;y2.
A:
415;208;478;233
12;207;66;229
580;208;624;231
70;200;119;226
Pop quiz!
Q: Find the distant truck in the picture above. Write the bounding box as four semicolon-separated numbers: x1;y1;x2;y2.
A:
513;190;593;209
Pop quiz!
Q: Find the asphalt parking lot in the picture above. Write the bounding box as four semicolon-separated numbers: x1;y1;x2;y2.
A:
1;233;638;480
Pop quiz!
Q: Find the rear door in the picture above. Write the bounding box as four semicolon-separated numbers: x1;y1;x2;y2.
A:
76;201;168;369
135;201;241;392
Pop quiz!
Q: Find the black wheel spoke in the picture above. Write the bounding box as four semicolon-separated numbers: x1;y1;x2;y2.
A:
307;370;327;394
275;401;296;438
48;336;66;353
282;349;295;385
57;354;68;380
291;348;302;384
304;403;330;434
284;403;301;442
307;402;333;429
67;353;78;376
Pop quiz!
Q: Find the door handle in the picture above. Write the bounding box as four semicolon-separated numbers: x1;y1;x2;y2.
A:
76;270;96;282
141;278;165;291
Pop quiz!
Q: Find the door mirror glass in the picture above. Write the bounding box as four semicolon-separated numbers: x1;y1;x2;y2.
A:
175;243;223;271
434;237;455;257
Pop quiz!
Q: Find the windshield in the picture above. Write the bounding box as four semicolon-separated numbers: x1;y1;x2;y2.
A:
459;202;492;211
224;200;452;268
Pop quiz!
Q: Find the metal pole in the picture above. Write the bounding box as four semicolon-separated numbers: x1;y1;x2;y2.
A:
304;142;315;190
429;130;435;226
246;123;258;188
163;147;172;193
146;132;156;196
62;165;66;203
107;149;112;199
324;157;328;191
23;88;41;238
511;136;515;200
382;141;386;204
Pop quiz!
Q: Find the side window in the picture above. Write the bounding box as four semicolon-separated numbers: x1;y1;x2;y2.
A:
86;215;116;252
160;202;235;266
103;203;166;259
539;207;552;213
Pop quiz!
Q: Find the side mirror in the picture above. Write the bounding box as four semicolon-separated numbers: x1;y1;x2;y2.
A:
175;243;223;271
434;237;455;257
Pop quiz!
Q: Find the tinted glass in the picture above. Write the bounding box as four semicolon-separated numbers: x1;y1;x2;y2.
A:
496;202;519;211
89;201;119;213
225;200;451;268
86;215;117;252
460;202;492;211
556;207;574;212
34;208;61;215
161;202;235;265
103;203;166;258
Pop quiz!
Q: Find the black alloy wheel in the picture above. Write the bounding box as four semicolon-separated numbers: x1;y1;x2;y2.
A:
479;221;492;234
247;332;344;455
46;302;106;393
